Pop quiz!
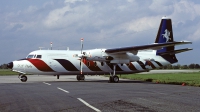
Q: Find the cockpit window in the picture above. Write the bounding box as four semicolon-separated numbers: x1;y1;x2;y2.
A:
26;55;34;59
36;55;42;58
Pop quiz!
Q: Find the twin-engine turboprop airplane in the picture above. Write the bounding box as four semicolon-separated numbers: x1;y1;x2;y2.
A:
7;17;192;83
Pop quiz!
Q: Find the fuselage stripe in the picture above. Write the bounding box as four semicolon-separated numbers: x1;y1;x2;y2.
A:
137;61;146;69
81;59;102;71
54;59;79;71
106;62;123;71
127;63;137;70
155;61;163;67
148;61;156;69
28;59;54;72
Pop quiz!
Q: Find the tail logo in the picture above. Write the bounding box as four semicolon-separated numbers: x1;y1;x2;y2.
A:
162;29;171;42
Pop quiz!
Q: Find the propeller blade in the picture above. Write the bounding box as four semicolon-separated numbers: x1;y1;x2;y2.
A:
80;59;83;74
81;38;83;54
80;38;84;74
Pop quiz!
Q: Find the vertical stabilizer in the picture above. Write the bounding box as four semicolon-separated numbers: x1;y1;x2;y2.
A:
155;17;178;64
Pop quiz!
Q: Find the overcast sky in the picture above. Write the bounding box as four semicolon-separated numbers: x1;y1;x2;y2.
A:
0;0;199;65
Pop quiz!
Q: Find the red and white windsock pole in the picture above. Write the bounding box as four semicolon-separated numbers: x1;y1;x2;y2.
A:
50;42;53;50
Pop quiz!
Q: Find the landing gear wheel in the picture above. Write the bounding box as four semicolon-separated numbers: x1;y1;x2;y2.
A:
76;75;85;81
109;76;113;83
109;76;119;83
20;75;27;82
80;75;85;80
77;75;81;81
113;76;119;83
57;75;60;79
108;65;119;83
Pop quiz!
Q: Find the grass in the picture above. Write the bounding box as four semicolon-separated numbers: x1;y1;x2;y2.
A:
0;69;19;75
120;72;200;87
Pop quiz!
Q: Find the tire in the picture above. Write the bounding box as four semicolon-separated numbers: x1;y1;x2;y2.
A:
76;75;80;81
109;76;113;83
20;75;27;82
80;75;85;80
113;76;119;83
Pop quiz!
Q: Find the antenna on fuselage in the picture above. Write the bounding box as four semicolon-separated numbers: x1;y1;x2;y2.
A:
50;42;53;50
39;47;44;50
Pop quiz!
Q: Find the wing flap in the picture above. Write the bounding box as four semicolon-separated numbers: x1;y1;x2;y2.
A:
105;41;192;54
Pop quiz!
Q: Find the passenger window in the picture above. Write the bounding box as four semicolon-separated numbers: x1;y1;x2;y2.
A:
101;62;104;66
36;55;42;58
94;62;97;67
87;62;90;67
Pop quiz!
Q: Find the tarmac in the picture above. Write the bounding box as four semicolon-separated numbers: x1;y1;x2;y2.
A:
0;70;200;112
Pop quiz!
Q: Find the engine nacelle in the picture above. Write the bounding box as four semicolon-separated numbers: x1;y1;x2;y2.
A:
126;53;140;62
110;53;140;64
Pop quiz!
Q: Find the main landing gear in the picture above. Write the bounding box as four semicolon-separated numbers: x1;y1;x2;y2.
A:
109;76;119;83
18;74;28;82
76;75;85;81
109;64;119;83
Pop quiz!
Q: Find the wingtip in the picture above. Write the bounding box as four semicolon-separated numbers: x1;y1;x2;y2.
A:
187;48;193;50
181;40;192;43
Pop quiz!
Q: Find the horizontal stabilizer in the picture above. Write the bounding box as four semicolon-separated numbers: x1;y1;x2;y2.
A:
157;48;193;55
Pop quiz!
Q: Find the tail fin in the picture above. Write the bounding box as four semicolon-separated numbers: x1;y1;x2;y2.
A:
155;17;178;64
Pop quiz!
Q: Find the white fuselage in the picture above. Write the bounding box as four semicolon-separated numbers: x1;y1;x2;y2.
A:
11;49;170;75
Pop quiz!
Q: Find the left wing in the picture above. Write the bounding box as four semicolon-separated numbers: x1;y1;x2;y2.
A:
105;41;192;54
157;48;193;55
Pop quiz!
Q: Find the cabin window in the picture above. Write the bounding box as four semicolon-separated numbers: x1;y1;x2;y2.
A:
27;55;34;59
36;55;42;58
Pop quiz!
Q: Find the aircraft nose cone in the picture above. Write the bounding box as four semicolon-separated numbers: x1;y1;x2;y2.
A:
7;62;13;69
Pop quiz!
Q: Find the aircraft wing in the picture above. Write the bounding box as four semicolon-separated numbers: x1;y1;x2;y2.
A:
157;48;193;55
105;41;192;54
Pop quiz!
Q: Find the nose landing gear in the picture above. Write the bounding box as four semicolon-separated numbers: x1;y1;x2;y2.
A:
18;74;28;82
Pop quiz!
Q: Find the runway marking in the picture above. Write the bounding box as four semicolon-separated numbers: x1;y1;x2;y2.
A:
57;87;69;93
43;82;51;85
77;98;101;112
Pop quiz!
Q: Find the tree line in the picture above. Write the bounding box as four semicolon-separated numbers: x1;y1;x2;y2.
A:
0;63;200;69
0;64;8;69
160;63;200;69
